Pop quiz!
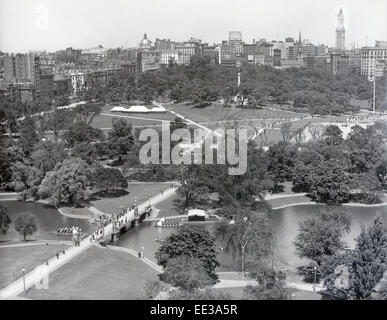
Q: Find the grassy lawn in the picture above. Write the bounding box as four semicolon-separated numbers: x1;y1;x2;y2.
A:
0;244;69;289
91;182;174;214
91;106;176;130
25;246;158;300
215;286;245;299
293;290;323;300
215;286;323;300
167;102;308;124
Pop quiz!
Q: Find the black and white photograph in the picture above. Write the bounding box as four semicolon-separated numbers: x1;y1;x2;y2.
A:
0;0;386;307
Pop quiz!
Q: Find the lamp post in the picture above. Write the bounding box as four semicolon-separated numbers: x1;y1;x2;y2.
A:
22;268;26;294
241;216;251;276
313;266;317;291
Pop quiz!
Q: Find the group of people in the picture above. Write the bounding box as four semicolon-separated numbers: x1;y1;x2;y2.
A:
90;228;104;243
72;226;81;246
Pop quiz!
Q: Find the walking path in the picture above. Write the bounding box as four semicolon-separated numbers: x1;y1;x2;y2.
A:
265;192;387;210
216;271;323;292
0;186;177;300
0;236;93;299
154;101;222;137
0;192;19;201
0;240;72;249
107;245;162;273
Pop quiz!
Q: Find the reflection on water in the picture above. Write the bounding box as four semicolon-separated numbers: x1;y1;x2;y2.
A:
116;204;387;270
268;205;387;269
3;200;385;271
0;201;95;241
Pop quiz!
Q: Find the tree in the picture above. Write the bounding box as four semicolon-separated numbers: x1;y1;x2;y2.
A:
348;214;387;299
307;124;323;141
159;256;215;291
18;117;39;156
294;208;352;266
320;250;354;299
155;225;219;280
323;125;344;146
91;166;127;195
215;211;272;273
10;160;43;199
73;103;101;125
14;213;38;241
43;109;73;140
63;122;104;148
107;118;134;164
31;141;67;175
38;157;91;206
302;160;351;204
145;280;171;299
280;122;292;144
244;265;293;300
176;167;209;207
0;205;12;234
0;146;24;189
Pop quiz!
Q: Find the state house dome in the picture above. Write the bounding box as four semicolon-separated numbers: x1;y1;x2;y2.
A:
139;33;152;49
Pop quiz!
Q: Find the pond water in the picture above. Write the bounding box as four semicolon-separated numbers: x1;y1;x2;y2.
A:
0;201;95;242
267;205;387;269
2;200;386;272
116;204;387;270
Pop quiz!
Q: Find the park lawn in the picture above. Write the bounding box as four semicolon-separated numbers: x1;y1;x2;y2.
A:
91;113;175;131
25;246;158;300
91;182;174;214
215;286;245;299
215;286;323;300
167;102;308;123
0;244;69;289
91;105;176;131
292;290;323;300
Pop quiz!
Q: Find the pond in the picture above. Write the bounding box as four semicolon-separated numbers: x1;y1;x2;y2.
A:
268;204;387;269
2;200;385;272
116;204;387;270
0;201;95;242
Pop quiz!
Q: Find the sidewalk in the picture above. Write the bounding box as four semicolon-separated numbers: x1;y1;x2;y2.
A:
0;185;177;300
0;236;93;299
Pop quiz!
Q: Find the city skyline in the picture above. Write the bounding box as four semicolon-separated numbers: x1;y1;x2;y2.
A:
0;0;386;53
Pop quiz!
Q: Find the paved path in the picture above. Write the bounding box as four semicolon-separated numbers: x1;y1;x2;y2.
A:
216;271;323;292
154;101;222;137
0;241;72;249
107;245;162;273
0;186;177;300
0;192;19;201
264;193;308;200
0;236;93;299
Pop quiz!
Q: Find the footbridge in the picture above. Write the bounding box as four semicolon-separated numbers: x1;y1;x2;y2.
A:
0;185;177;299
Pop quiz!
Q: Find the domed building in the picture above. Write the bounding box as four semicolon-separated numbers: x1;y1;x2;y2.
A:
139;33;153;50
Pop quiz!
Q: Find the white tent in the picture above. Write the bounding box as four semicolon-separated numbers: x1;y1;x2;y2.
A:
111;105;166;113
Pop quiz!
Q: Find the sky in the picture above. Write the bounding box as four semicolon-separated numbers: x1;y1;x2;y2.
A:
0;0;386;53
